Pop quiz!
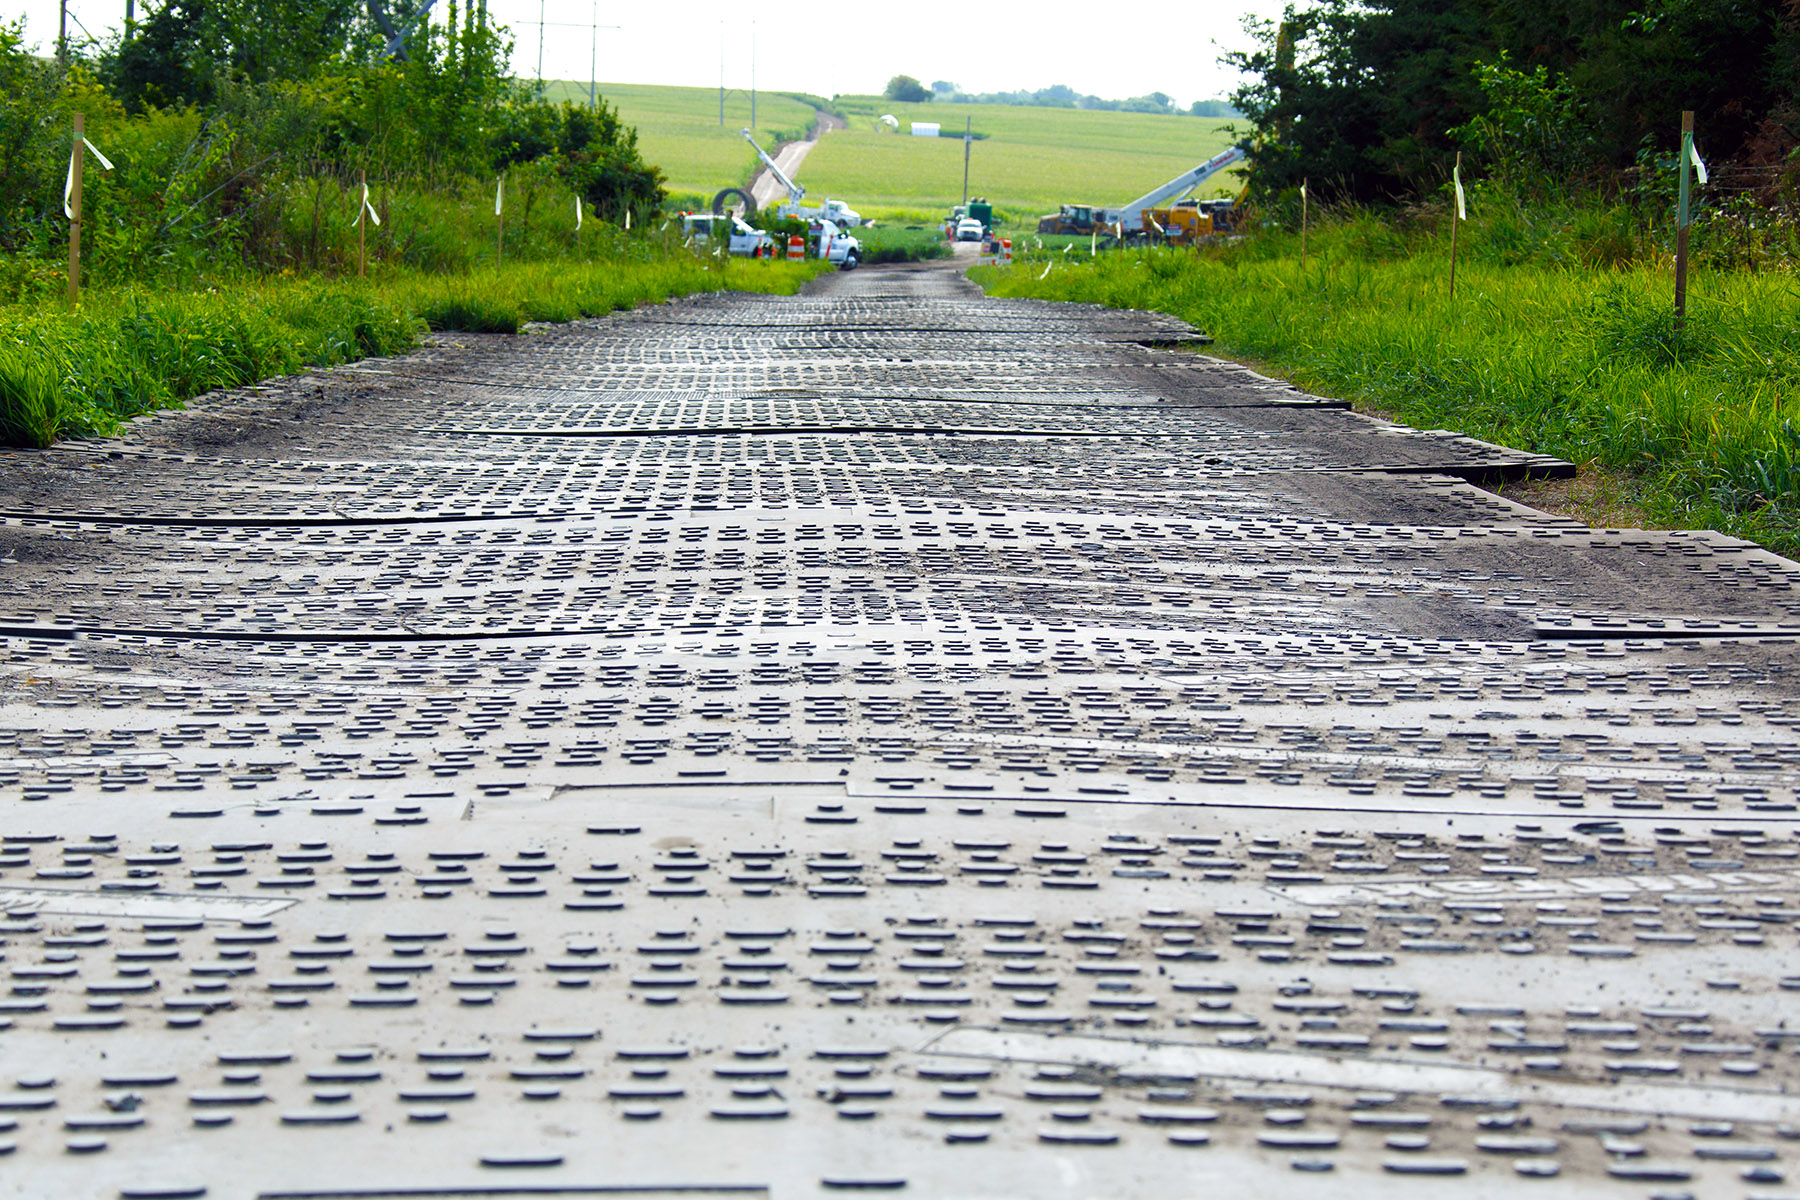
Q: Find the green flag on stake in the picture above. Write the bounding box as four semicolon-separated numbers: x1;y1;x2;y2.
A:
1686;135;1709;186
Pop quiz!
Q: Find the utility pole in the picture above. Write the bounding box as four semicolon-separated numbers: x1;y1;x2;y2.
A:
58;0;68;67
589;0;597;109
536;0;546;94
125;0;136;40
962;116;972;206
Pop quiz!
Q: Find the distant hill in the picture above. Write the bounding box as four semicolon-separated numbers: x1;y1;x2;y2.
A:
928;83;1240;120
535;80;816;200
810;96;1242;225
538;80;1243;223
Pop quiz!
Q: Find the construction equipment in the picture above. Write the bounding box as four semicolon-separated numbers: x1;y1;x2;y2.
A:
710;187;756;218
1036;203;1100;236
740;129;862;227
1147;197;1241;244
943;200;995;239
680;212;776;257
1037;147;1246;240
810;217;862;270
367;0;439;60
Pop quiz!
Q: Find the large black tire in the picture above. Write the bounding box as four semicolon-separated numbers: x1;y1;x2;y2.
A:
839;252;860;271
711;188;756;217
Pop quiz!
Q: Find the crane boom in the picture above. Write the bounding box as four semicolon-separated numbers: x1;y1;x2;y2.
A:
1107;147;1247;232
741;128;805;207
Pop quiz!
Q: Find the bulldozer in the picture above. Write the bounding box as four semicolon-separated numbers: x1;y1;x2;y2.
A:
1036;204;1101;237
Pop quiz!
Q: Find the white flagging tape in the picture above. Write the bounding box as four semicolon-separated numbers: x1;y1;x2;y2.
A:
1038;262;1052;280
575;196;583;231
625;209;631;231
1453;162;1467;220
356;183;381;227
1681;132;1709;186
495;176;504;216
64;138;115;220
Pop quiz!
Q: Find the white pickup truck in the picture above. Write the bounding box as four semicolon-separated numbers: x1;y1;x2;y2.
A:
818;198;862;228
810;218;862;270
682;213;776;257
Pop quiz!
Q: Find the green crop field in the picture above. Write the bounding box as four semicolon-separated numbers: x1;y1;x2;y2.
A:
805;97;1241;227
542;82;1239;227
539;81;818;202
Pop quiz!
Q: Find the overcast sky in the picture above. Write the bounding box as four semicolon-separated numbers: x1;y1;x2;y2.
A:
24;0;1289;106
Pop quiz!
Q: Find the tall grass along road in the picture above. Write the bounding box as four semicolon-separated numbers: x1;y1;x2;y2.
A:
976;231;1799;556
0;256;826;449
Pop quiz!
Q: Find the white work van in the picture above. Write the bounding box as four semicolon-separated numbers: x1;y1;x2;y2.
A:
682;213;776;257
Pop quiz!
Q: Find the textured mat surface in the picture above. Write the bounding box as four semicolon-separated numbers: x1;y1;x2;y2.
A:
0;261;1796;1199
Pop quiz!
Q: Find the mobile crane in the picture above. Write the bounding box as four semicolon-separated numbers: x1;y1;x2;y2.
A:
1037;146;1246;240
736;129;862;228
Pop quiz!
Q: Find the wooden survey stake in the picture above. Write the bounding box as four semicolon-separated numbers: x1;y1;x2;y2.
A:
67;114;83;307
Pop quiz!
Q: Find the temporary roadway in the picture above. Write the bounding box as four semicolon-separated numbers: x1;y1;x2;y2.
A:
1;261;1798;1199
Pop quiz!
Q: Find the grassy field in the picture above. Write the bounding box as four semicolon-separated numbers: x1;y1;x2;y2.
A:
857;226;953;264
1;251;827;447
972;228;1800;554
806;98;1241;227
541;81;1240;228
539;81;818;203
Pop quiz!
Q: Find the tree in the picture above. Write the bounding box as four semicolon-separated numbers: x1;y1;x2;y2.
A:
1120;92;1176;114
492;97;665;224
0;19;67;249
1226;0;1493;203
930;80;957;95
884;75;929;104
1225;0;1800;203
104;0;364;112
107;0;213;110
1189;99;1240;118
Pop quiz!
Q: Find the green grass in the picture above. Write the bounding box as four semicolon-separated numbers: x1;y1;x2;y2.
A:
539;81;819;201
973;227;1800;555
857;226;952;264
0;251;827;447
806;98;1242;228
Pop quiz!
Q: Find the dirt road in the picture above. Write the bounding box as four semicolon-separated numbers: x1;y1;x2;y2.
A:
749;107;845;211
